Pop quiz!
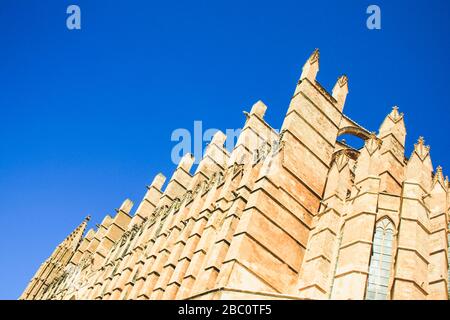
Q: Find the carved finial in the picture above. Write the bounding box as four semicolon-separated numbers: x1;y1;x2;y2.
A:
332;75;349;110
436;166;443;174
85;215;91;222
386;105;403;123
378;106;406;145
337;75;348;87
433;166;445;187
300;48;320;82
436;166;443;181
309;48;320;64
413;136;431;160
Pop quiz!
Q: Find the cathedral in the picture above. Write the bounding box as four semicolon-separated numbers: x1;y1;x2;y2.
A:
20;50;449;300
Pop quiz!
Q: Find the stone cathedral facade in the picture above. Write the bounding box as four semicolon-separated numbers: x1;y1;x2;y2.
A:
21;50;449;300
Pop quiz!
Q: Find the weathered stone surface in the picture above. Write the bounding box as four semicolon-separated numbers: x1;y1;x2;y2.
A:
20;50;449;301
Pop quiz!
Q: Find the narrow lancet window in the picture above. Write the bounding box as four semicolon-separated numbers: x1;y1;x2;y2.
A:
366;218;395;300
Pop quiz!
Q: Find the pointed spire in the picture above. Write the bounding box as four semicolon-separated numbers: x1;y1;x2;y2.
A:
300;48;320;82
406;136;433;189
433;166;445;188
332;75;349;110
309;48;320;64
354;133;382;183
389;106;403;122
413;136;431;160
61;216;90;251
378;106;406;146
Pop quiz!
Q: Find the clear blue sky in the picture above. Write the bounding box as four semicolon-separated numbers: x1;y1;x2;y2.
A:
0;0;449;299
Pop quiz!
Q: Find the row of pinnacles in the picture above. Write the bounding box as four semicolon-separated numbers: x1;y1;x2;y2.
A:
20;49;449;300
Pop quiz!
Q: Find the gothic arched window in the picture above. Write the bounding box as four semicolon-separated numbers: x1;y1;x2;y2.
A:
365;218;395;300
